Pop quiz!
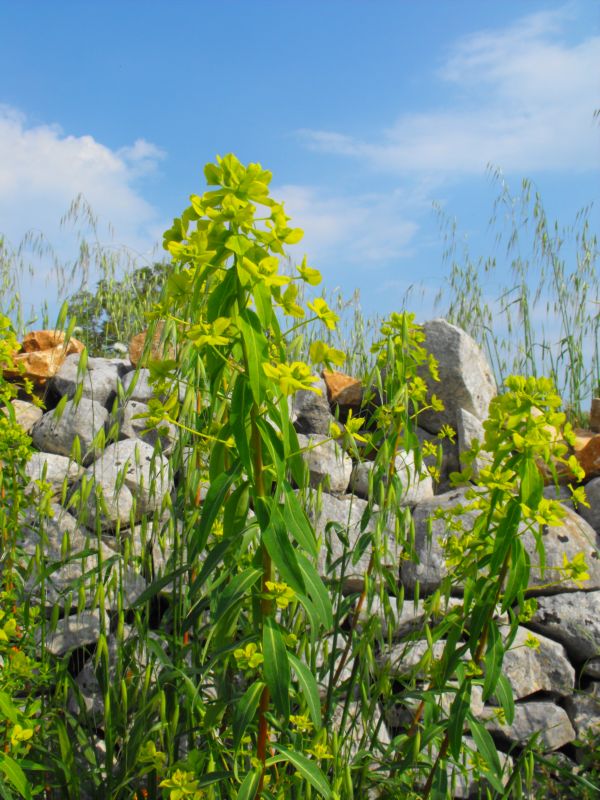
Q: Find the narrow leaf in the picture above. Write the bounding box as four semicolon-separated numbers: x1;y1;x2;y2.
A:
233;681;265;752
281;483;317;557
296;552;333;630
238;308;268;405
262;514;306;595
273;745;333;799
288;652;322;728
235;767;261;800
263;616;290;720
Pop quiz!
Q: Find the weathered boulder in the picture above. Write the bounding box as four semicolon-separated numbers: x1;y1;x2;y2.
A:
292;377;333;435
43;610;109;657
52;353;132;409
25;452;83;498
87;439;172;519
117;400;177;453
5;399;43;432
500;625;574;700
526;591;600;663
483;701;576;751
565;684;600;742
350;450;433;507
417;319;496;435
31;398;109;464
296;433;352;494
120;369;156;403
578;476;600;534
5;330;85;386
305;491;400;591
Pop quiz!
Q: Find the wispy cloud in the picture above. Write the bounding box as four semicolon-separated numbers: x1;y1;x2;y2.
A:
0;105;165;251
299;7;600;175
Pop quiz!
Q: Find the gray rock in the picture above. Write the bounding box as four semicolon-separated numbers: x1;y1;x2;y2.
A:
350;450;433;507
75;468;135;531
400;487;477;594
456;408;492;477
583;657;600;679
401;492;600;596
7;399;43;432
20;503;146;609
52;353;132;409
87;439;172;519
565;685;600;740
43;610;109;656
297;433;352;494
417;319;496;435
578;476;600;534
483;701;576;751
523;504;600;594
500;625;574;700
25;452;83;498
31;398;109;464
305;491;401;592
120;368;156;403
292;378;334;435
117;400;177;453
527;591;600;662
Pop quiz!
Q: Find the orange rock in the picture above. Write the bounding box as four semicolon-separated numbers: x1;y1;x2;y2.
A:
128;321;174;367
322;370;363;408
573;429;600;480
5;330;84;386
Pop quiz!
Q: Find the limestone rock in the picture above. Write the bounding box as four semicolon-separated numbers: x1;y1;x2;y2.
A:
305;491;401;592
400;488;477;594
117;400;177;453
31;398;109;464
456;407;492;477
43;610;109;656
483;701;576;751
292;378;333;435
75;468;135;531
296;433;352;494
5;399;43;432
87;439;172;519
578;476;600;534
350;450;433;507
52;353;132;409
120;369;156;403
6;330;84;386
417;319;496;435
25;452;83;498
565;685;600;740
522;504;600;594
500;625;574;700
526;591;600;663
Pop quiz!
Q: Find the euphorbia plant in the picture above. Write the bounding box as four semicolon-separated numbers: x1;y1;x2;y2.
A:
148;154;349;798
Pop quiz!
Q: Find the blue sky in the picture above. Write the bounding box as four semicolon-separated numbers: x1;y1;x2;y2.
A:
0;0;598;324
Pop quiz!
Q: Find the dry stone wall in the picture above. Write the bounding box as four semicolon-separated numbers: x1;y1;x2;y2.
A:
7;318;600;796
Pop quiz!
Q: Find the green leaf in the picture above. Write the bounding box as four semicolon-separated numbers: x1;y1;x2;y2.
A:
207;264;238;322
262;513;306;595
502;536;530;611
190;464;242;560
263;616;290;720
0;753;32;800
468;716;503;786
233;681;265;752
0;693;19;724
448;680;471;760
494;673;515;726
225;234;252;256
132;564;189;607
230;377;253;476
482;618;503;701
273;745;332;799
235;767;261;800
281;482;317;557
238;308;268;405
214;568;263;623
520;455;543;509
296;552;333;630
288;652;322;729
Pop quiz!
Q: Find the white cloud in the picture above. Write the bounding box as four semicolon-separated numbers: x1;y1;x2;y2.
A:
275;183;420;273
0;105;165;253
299;7;600;175
0;105;167;316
